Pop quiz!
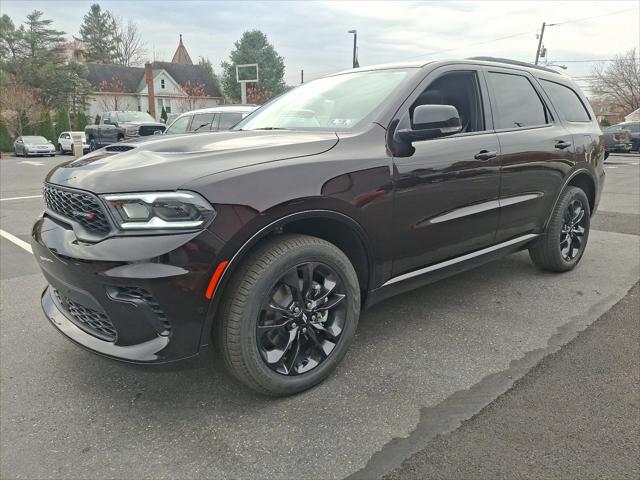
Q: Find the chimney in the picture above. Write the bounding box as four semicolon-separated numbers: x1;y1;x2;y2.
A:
145;62;156;119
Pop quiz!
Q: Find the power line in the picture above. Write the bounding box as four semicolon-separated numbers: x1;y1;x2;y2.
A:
552;7;638;26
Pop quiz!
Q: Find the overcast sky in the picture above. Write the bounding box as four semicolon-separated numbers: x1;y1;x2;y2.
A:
2;0;638;90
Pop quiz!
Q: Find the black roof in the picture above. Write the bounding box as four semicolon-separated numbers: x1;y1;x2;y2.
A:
86;62;222;97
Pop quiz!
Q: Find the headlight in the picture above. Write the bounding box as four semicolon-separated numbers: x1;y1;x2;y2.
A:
126;126;139;136
101;191;215;231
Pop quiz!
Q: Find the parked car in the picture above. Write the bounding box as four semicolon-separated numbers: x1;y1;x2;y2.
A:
164;105;258;135
603;124;633;153
14;136;55;157
57;131;90;155
612;121;639;151
85;111;166;151
32;58;604;396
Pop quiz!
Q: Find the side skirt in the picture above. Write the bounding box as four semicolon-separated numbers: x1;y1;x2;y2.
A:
364;234;539;309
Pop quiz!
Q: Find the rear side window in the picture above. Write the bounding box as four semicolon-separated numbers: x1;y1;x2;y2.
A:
190;113;215;132
218;112;243;130
487;72;548;129
540;80;590;122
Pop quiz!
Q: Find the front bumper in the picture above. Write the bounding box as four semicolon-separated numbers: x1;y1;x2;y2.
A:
31;213;226;363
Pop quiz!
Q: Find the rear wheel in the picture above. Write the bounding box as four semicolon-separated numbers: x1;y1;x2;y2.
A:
529;186;590;272
218;234;360;396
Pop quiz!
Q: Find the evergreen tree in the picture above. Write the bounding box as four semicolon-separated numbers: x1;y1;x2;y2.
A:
37;110;55;141
0;119;13;152
74;111;89;131
78;4;118;63
55;108;71;136
221;31;286;101
160;106;168;123
23;10;64;66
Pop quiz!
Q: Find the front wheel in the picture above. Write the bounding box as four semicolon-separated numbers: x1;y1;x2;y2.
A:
89;139;97;151
218;234;360;396
529;186;591;272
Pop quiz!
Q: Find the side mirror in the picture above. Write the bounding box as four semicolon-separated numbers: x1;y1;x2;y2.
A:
395;104;462;144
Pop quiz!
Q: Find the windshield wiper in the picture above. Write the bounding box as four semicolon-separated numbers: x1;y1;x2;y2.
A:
252;127;289;130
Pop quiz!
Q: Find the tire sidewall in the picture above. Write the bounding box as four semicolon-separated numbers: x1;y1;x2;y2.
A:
235;241;360;394
549;187;591;269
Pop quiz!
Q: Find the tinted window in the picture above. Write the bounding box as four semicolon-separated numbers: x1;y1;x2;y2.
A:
165;115;192;134
218;112;243;130
190;113;215;132
623;122;640;133
541;80;590;122
487;72;548;129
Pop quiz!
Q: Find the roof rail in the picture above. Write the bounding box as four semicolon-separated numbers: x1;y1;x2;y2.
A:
467;57;561;74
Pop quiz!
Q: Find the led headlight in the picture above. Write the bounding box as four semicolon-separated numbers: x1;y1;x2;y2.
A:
102;191;215;231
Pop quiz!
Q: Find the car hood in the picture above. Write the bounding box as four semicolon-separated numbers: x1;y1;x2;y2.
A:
46;130;339;193
121;120;166;127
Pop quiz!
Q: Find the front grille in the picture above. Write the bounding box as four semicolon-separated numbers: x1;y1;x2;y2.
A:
53;290;117;341
110;286;171;335
43;184;111;235
105;144;134;153
139;125;165;136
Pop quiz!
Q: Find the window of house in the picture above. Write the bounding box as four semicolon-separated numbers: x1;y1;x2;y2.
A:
487;72;549;129
189;113;215;132
410;71;485;133
540;80;590;122
157;98;171;114
217;112;244;130
161;79;165;89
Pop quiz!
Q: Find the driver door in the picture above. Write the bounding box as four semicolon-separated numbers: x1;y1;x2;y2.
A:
391;66;501;276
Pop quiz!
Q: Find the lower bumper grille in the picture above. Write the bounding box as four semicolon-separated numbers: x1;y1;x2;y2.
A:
108;286;171;336
53;290;117;342
139;125;165;136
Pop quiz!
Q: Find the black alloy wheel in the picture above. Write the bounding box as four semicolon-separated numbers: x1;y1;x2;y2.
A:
560;199;586;261
257;262;347;376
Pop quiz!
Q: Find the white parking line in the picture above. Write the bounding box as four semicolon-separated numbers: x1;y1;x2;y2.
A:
0;229;32;254
18;161;44;166
0;195;42;202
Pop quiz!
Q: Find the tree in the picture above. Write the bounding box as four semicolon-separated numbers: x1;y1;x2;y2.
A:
78;4;118;63
220;30;286;101
590;49;640;115
23;10;64;66
0;81;44;136
95;75;132;110
0;119;12;151
37;110;55;141
178;80;208;111
114;17;146;66
55;108;71;137
246;84;273;104
0;14;26;63
73;111;89;131
199;56;222;95
160;106;168;123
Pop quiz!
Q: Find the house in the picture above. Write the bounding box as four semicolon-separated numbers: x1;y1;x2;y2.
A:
625;108;640;122
84;35;222;120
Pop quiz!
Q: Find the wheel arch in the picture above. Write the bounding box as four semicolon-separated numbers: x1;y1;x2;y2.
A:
544;169;596;231
201;209;374;346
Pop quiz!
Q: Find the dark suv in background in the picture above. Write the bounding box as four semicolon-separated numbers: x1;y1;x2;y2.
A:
32;58;604;395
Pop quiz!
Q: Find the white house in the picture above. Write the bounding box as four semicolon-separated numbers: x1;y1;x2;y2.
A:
84;36;222;121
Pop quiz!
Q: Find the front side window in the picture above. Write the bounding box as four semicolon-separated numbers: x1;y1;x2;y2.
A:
166;115;192;134
218;112;243;130
540;80;590;122
487;72;548;129
189;113;215;132
411;71;485;133
236;68;415;131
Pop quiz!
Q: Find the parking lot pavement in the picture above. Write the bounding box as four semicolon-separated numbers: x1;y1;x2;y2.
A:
1;154;639;479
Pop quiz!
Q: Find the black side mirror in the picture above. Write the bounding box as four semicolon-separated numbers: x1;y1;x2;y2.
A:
395;104;462;144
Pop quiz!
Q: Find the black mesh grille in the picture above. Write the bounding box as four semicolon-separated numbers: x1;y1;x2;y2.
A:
43;184;111;235
139;125;165;136
105;144;134;152
111;286;171;335
53;290;117;341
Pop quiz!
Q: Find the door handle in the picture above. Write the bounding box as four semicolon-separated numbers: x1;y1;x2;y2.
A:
555;140;572;150
474;150;497;161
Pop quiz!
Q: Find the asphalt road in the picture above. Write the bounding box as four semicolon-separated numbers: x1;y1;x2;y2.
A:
0;152;639;479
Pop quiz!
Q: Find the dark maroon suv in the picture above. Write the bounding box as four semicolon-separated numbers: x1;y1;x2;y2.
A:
32;58;604;395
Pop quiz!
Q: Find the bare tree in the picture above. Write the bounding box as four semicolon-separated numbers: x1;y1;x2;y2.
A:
0;81;44;136
114;17;146;67
590;48;640;114
177;80;208;111
95;76;133;111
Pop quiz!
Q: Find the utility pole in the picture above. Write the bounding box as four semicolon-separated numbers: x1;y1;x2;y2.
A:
301;69;304;84
534;22;545;65
348;30;358;68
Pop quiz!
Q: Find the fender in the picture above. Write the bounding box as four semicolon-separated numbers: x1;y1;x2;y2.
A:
198;209;374;349
543;167;596;231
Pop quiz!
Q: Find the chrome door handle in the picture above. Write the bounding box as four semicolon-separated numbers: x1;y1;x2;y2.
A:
474;150;497;161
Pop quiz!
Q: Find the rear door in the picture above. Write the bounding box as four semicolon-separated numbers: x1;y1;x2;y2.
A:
484;67;575;242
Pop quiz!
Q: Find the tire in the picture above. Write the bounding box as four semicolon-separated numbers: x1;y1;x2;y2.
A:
89;138;97;152
218;234;360;396
58;144;63;154
529;186;590;272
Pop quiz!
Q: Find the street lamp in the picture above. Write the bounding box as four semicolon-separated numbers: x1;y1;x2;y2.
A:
348;29;358;68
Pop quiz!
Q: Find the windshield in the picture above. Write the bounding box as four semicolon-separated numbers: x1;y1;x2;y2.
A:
235;68;414;131
117;112;156;122
23;136;48;143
